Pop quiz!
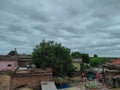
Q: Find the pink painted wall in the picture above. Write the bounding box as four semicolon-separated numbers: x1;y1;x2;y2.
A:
0;60;18;71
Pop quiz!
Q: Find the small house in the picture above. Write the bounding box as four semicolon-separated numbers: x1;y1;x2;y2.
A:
0;56;18;71
102;59;120;88
73;58;82;71
17;55;30;67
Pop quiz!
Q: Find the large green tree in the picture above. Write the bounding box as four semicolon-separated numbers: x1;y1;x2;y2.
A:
90;57;105;67
31;40;75;77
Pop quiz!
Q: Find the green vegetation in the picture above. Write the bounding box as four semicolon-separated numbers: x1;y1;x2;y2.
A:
71;52;82;58
93;54;98;57
80;62;91;73
31;40;75;77
71;51;90;73
82;54;90;63
90;57;105;67
71;52;90;64
8;50;17;56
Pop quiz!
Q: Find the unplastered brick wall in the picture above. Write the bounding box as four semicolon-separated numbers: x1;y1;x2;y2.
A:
10;73;52;90
0;75;10;90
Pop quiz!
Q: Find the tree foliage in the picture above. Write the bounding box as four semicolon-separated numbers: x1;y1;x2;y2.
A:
90;57;105;67
81;54;90;63
71;52;82;58
93;54;98;57
80;62;91;73
31;40;75;77
8;50;17;56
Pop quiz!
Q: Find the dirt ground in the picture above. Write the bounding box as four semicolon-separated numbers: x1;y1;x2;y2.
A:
68;76;85;90
67;76;120;90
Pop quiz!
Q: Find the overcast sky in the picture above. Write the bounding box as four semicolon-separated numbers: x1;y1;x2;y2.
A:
0;0;120;57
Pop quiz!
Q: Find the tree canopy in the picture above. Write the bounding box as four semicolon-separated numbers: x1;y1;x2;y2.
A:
81;54;90;63
71;52;82;58
90;57;105;67
31;40;75;77
8;50;17;56
93;54;98;57
80;62;91;73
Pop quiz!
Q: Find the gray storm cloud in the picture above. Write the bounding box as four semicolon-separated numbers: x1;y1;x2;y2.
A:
0;0;120;57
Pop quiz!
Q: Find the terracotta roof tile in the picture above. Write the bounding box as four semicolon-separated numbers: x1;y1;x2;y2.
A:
112;59;120;65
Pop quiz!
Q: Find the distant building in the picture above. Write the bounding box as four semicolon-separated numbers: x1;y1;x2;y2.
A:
73;58;82;63
0;56;18;71
102;59;120;88
112;59;120;65
0;54;31;72
73;58;82;71
17;55;30;67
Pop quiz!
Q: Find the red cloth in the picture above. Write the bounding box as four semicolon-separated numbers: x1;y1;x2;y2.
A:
95;73;100;79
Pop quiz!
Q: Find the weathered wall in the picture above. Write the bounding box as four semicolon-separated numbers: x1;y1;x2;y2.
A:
73;62;80;71
107;72;120;88
18;61;29;67
0;61;18;71
10;73;52;90
0;75;10;90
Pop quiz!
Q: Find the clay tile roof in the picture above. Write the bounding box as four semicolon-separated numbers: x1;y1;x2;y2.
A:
112;59;120;65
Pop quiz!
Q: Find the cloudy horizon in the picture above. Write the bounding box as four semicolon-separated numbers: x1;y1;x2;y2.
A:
1;0;120;57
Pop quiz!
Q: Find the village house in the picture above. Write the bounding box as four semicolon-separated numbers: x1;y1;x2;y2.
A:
0;55;53;90
0;56;18;72
102;59;120;88
73;58;82;71
17;54;30;67
0;55;52;90
0;67;53;90
10;68;53;90
0;54;30;72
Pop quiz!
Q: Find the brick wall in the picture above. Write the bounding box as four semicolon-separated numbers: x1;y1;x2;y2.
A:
10;73;52;90
0;75;10;90
18;61;29;67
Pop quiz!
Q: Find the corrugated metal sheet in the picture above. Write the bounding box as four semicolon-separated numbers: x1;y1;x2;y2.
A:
41;81;57;90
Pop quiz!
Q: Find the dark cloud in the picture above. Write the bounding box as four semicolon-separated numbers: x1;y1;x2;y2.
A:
0;0;120;57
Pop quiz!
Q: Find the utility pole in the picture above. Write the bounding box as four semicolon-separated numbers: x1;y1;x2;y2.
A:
15;48;17;60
